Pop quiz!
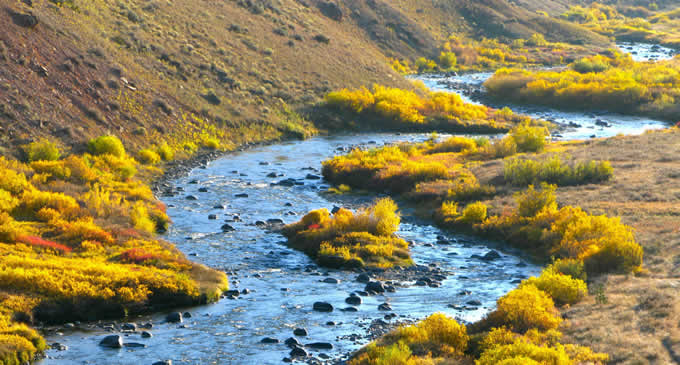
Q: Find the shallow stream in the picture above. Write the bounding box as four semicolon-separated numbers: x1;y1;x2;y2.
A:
40;43;671;364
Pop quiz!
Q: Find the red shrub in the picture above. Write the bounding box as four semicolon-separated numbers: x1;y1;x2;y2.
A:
120;248;160;264
17;235;72;253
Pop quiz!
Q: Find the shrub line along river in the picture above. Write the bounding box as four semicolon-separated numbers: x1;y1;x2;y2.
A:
40;43;674;365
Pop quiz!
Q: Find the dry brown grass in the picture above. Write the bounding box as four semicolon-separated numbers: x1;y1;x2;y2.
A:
466;129;680;364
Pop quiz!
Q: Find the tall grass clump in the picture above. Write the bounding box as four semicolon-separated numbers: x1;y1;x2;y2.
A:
504;155;613;186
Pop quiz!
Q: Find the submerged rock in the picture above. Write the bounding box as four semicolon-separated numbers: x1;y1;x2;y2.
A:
261;337;280;344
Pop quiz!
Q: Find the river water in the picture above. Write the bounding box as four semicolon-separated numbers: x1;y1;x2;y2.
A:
40;43;671;364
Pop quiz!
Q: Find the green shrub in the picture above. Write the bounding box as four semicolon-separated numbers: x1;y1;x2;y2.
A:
87;136;126;157
22;139;61;162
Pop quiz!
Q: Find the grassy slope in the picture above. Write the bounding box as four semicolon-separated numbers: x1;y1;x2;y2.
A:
468;130;680;363
0;0;610;155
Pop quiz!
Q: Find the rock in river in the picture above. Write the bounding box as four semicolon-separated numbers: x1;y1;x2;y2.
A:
345;295;362;305
261;337;280;344
313;302;333;312
165;312;183;323
306;342;333;350
293;328;308;336
481;250;501;261
290;346;308;357
285;337;301;348
221;224;236;232
99;335;123;348
364;281;385;293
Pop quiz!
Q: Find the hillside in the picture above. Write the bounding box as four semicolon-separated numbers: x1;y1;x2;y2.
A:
0;0;610;156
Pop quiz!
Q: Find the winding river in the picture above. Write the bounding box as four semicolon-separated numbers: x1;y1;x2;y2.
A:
40;43;673;364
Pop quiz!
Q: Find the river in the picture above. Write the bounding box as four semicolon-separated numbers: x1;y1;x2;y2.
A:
39;43;672;365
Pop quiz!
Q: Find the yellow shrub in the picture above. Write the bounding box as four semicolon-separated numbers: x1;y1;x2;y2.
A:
325;87;376;113
510;123;548;153
0;190;19;213
63;155;97;183
157;143;175;161
138;149;161;165
548;258;586;281
430;136;477;153
495;285;562;332
22;139;61;162
301;208;331;227
350;342;415;365
0;169;28;195
457;202;488;224
87;135;126;157
35;208;60;223
130;202;156;234
440;201;459;219
17;189;80;219
55;218;114;246
29;160;72;180
392;313;469;357
477;339;571;365
0;212;24;243
515;184;557;218
521;268;587;306
371;198;400;236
